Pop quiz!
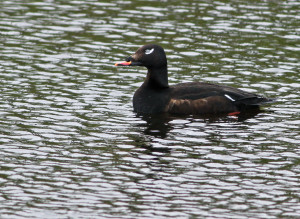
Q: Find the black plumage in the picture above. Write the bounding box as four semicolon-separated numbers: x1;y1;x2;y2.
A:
115;44;275;115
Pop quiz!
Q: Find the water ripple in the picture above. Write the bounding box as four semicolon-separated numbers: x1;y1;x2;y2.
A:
0;0;299;218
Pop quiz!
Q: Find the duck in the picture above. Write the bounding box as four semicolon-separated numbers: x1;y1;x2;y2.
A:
115;44;275;115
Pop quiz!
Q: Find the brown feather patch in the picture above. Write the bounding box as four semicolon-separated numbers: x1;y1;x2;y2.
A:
165;96;238;115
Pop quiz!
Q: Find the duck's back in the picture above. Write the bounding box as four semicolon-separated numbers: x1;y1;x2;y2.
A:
165;82;274;115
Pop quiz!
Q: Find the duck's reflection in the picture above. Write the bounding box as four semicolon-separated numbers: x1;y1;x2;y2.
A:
137;109;265;139
126;109;269;180
137;113;173;138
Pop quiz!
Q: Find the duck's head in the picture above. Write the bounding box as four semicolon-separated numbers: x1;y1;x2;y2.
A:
115;44;167;69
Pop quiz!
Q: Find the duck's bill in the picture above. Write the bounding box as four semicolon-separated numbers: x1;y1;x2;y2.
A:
114;61;142;66
115;61;132;66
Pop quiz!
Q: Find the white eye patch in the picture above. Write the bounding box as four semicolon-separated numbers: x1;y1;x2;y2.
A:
145;48;154;55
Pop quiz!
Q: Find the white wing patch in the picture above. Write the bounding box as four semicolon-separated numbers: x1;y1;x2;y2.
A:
224;94;235;102
145;48;154;55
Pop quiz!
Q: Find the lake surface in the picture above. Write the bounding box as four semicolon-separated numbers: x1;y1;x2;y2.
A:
0;0;299;218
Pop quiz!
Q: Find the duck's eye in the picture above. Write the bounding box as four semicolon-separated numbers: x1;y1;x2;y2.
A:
145;48;154;55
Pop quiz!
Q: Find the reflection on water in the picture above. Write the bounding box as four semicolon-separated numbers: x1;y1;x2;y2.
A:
138;109;265;138
0;0;299;218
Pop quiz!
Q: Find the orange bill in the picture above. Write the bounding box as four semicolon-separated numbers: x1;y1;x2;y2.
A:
115;61;132;66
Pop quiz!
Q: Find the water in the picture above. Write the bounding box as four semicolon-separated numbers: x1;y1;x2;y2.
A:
0;0;299;218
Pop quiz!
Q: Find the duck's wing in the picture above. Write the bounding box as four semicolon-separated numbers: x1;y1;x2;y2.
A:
165;82;274;114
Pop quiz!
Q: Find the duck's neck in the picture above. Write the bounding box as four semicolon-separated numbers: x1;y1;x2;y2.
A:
144;65;169;89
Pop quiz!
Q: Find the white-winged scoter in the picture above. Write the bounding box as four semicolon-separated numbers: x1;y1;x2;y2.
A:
115;44;275;115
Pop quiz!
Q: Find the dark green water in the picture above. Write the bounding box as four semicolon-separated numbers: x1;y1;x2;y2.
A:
0;0;299;218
